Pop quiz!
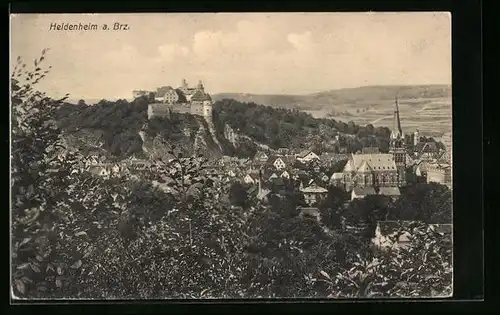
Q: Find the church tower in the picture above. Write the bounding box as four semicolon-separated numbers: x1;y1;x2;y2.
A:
389;95;406;186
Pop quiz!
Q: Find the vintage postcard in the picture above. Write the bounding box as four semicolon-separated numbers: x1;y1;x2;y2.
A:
10;12;452;300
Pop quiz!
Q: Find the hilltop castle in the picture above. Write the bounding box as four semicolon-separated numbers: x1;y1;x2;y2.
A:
134;79;213;120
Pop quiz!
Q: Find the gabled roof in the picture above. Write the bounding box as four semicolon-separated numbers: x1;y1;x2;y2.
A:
378;187;401;196
191;89;212;101
351;153;397;171
344;160;355;172
297;150;312;158
257;188;271;200
377;220;421;236
357;160;373;173
427;163;452;171
244;173;258;181
352;186;376;196
253;151;269;160
331;172;343;180
156;86;174;97
174;89;187;102
428;224;452;235
300;183;328;193
298;150;319;159
247;185;258;195
415;142;439;154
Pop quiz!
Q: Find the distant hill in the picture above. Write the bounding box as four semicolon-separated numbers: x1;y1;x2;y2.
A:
212;85;451;110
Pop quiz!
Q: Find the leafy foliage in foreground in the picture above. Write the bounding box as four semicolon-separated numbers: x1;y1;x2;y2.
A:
11;52;452;299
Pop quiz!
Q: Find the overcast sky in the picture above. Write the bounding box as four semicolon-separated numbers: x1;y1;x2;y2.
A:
11;12;451;100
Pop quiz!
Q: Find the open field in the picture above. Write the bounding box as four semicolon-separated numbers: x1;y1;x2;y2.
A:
306;97;452;137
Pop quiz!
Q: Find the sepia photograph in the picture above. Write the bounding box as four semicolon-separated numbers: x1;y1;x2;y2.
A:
10;12;452;300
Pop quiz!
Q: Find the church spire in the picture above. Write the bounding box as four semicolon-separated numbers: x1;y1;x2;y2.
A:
391;94;403;139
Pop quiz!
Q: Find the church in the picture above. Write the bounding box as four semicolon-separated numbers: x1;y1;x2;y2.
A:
342;97;407;191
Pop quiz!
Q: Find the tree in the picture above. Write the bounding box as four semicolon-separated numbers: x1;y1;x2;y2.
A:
11;49;82;298
391;183;452;224
318;187;349;229
325;222;452;298
229;182;248;208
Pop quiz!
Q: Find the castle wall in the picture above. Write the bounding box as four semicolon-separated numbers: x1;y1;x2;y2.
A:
148;102;212;119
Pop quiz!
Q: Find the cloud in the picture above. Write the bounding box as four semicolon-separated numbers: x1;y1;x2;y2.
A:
157;43;190;62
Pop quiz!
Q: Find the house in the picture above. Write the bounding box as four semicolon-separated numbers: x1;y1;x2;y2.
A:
88;165;110;178
414;161;428;177
280;170;290;179
351;187;377;200
372;221;452;251
246;185;258;197
243;174;258;185
319;173;330;183
377;187;401;199
297;206;321;222
269;172;278;180
372;221;418;251
272;157;287;170
256;184;271;203
300;183;328;206
330;172;344;187
426;163;452;187
297;150;320;163
253;151;269;163
414;142;440;160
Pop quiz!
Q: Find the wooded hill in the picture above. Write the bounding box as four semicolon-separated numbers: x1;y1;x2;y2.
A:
212;85;452;110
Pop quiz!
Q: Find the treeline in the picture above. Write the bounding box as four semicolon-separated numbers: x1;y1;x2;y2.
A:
212;99;392;153
56;97;151;157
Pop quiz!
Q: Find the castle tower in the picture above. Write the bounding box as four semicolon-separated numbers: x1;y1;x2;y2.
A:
389;95;407;186
413;129;420;146
197;80;204;92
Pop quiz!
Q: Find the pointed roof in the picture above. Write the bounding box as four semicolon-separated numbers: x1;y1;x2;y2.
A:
352;186;376;196
300;183;328;193
191;89;212;101
344;160;355;172
378;187;401;196
390;95;404;139
156;86;174;97
357;160;373;173
331;172;343;180
257;188;271;200
351;153;397;171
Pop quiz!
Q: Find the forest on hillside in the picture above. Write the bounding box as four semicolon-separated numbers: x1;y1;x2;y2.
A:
213;99;393;153
54;95;398;159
